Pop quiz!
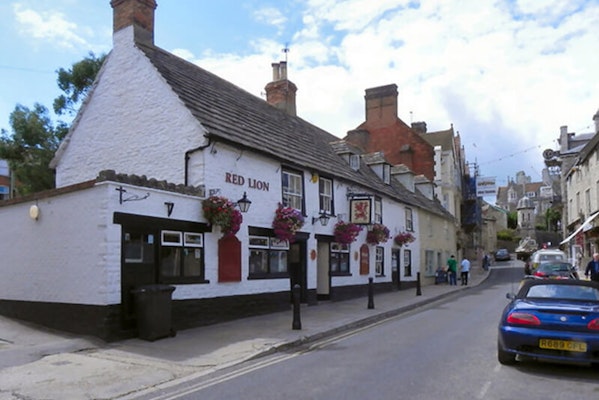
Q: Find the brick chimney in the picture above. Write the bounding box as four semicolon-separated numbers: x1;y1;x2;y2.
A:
411;121;427;134
111;0;157;45
265;62;297;116
364;84;398;127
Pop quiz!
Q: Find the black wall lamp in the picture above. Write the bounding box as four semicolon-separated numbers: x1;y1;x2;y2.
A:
236;192;252;213
312;212;330;226
164;202;174;217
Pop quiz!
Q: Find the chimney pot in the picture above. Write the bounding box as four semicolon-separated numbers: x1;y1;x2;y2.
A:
265;61;297;116
271;63;280;81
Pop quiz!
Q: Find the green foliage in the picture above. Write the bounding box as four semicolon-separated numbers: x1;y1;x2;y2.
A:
1;52;106;196
545;207;561;232
497;229;515;241
507;211;518;229
0;104;68;195
53;52;106;116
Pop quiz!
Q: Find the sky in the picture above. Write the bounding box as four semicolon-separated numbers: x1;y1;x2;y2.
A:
1;0;599;192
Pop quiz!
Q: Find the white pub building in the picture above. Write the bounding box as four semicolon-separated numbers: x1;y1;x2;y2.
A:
0;0;455;340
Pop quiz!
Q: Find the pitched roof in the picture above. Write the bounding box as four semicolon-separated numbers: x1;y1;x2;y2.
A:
136;43;452;220
420;127;454;151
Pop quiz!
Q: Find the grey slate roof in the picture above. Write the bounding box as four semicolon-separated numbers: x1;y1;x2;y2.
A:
420;128;454;151
136;43;452;221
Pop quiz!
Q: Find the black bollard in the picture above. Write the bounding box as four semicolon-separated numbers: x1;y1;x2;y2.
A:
416;272;422;296
292;284;302;330
368;277;375;309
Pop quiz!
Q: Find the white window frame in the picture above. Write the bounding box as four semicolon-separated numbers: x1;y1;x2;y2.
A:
282;169;303;211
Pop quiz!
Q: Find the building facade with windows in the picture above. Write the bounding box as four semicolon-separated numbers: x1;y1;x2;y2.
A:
559;110;599;265
0;0;454;340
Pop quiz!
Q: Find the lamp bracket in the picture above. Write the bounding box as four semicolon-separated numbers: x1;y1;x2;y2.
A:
116;186;150;204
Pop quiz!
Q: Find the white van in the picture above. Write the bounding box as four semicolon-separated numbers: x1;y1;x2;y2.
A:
526;249;567;274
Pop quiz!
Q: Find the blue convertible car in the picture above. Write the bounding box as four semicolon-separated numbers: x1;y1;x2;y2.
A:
497;279;599;367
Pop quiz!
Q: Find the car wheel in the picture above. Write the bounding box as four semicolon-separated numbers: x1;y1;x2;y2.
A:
497;344;517;365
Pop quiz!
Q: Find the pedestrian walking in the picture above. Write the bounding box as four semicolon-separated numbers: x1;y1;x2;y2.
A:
482;253;490;271
460;257;471;285
585;253;599;282
447;255;457;285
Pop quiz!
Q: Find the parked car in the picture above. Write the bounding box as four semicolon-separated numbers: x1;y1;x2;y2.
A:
494;249;511;262
497;279;599;366
533;262;579;279
528;249;567;274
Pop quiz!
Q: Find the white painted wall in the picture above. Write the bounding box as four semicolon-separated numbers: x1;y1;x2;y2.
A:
0;185;114;304
53;26;207;188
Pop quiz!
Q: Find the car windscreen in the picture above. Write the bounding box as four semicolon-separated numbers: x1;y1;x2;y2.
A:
539;254;565;262
525;284;599;301
537;263;573;272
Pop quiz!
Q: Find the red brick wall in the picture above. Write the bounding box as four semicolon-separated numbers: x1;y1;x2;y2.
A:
347;120;435;181
111;0;156;38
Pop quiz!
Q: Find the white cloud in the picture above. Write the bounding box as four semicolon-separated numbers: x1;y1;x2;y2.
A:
252;6;287;32
13;4;89;50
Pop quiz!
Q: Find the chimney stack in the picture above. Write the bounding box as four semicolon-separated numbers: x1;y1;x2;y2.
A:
265;61;297;116
411;121;427;134
111;0;157;45
364;84;398;127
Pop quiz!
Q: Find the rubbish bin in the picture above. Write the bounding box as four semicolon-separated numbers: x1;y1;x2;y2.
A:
131;284;176;341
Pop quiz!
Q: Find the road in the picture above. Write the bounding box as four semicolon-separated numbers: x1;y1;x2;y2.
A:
146;261;599;400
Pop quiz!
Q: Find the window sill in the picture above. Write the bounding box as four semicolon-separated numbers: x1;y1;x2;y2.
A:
248;273;289;280
160;278;210;285
330;272;352;277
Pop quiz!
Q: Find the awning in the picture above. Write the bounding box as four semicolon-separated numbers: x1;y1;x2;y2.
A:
560;211;599;245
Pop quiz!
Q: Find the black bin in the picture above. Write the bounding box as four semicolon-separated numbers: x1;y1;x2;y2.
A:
131;284;176;341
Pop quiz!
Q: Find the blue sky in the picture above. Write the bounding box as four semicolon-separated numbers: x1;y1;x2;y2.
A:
1;0;599;191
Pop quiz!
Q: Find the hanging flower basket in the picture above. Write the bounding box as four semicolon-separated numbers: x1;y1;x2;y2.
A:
394;231;415;246
333;221;363;245
366;223;390;245
272;203;305;242
202;196;243;237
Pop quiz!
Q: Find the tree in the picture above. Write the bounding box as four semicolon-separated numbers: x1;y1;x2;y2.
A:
507;211;518;229
0;53;105;196
545;207;561;232
0;104;67;195
53;52;106;116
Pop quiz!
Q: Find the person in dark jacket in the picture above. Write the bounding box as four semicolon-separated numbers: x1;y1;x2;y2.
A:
585;253;599;282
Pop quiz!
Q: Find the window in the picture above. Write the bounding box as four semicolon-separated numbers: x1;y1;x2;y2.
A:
375;246;384;276
319;177;333;214
349;154;360;170
282;169;303;211
383;164;390;184
405;208;413;231
124;232;154;263
374;197;382;224
425;250;434;277
403;249;412;276
331;242;350;275
160;230;205;282
248;236;289;278
585;189;591;215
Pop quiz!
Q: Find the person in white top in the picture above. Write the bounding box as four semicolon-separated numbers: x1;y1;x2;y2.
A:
460;258;471;285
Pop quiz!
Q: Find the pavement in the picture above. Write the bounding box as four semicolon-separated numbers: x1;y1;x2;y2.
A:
0;266;489;400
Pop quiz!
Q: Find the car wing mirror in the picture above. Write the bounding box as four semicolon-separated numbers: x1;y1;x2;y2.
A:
506;293;515;300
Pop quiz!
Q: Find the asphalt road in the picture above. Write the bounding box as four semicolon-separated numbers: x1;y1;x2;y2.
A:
164;262;599;400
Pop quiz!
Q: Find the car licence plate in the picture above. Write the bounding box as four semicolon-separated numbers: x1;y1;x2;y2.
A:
539;339;587;352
